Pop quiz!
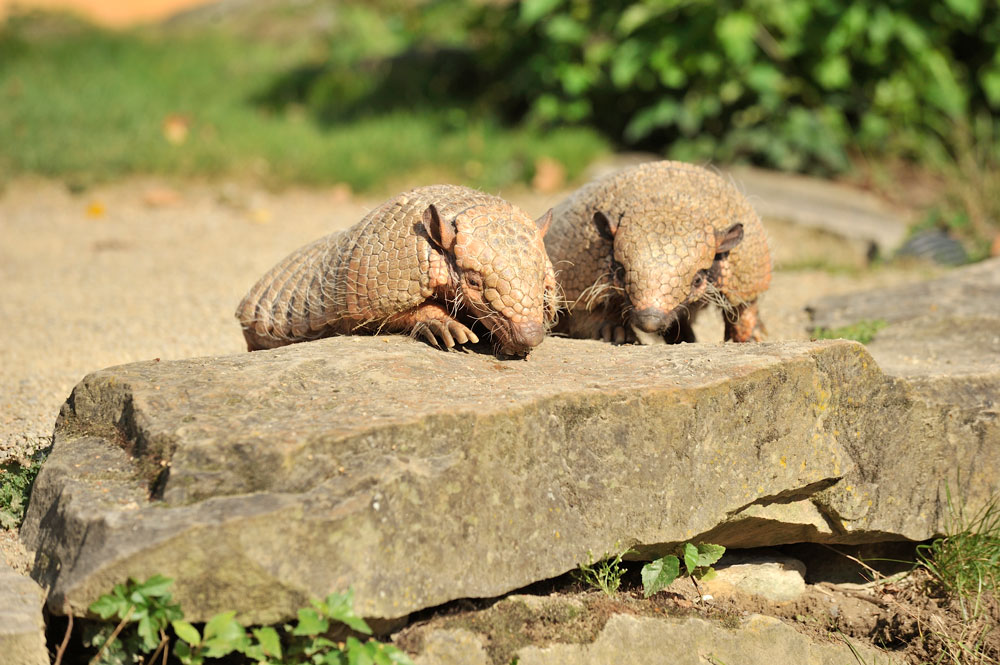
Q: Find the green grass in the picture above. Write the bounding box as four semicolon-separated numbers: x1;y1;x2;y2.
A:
810;319;888;345
0;457;42;529
917;491;1000;621
0;11;608;191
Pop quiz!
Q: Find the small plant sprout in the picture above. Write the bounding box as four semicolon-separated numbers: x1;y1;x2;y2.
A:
0;455;44;529
573;547;634;596
642;542;726;599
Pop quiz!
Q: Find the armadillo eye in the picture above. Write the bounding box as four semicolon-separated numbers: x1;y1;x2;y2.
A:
692;271;707;288
466;272;484;289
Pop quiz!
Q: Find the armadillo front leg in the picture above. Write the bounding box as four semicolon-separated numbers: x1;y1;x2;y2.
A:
385;301;480;349
563;307;635;344
724;300;766;342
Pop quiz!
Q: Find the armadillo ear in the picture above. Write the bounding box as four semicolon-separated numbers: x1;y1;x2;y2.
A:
715;223;744;254
536;209;553;238
422;204;457;251
593;211;618;242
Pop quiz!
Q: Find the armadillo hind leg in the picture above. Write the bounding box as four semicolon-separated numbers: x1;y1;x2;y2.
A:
724;300;766;342
383;301;480;349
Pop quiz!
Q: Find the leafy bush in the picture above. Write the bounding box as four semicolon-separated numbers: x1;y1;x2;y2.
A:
280;0;1000;180
461;0;1000;174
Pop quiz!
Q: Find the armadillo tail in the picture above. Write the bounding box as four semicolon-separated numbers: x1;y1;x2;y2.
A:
236;234;348;350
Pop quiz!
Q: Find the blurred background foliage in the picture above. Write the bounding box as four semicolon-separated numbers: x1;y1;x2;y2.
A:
263;0;1000;172
0;0;998;253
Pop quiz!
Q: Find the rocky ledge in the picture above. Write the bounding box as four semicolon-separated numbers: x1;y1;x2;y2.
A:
20;284;999;624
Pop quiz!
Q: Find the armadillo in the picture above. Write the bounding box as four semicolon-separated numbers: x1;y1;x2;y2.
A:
544;161;771;344
236;184;559;356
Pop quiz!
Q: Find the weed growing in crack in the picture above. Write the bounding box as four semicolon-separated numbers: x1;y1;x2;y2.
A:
573;548;634;596
642;542;726;599
917;489;1000;621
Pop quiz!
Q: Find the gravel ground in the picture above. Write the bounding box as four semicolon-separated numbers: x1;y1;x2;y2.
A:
0;176;939;465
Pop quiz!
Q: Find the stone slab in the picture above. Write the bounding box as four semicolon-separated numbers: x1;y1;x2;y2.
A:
0;559;49;665
807;258;1000;394
20;337;999;624
512;613;899;665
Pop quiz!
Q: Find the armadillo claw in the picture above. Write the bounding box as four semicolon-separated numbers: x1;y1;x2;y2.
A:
413;319;479;349
447;320;479;346
597;323;630;345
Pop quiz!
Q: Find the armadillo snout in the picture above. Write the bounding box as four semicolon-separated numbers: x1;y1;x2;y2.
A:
632;307;673;333
511;320;546;349
491;318;546;356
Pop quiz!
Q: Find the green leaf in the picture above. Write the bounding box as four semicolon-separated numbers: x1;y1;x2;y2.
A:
715;12;757;64
325;590;373;635
611;40;644;88
617;4;661;35
172;620;202;646
624;98;679;142
943;0;981;21
322;650;348;665
134;575;174;598
386;645;415;665
695;543;726;567
89;594;128;620
815;55;850;90
345;636;374;665
982;64;1000;107
683;543;699;576
641;555;680;597
921;49;967;118
137;614;159;651
253;626;283;659
173;639;201;665
545;15;586;43
202;611;248;656
558;63;595;96
697;567;718;581
519;0;562;26
293;607;331;636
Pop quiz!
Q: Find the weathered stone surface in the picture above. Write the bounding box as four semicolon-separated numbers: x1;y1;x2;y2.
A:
510;613;900;665
700;552;807;602
807;258;1000;402
808;258;1000;333
412;629;490;665
20;336;999;623
0;559;49;665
